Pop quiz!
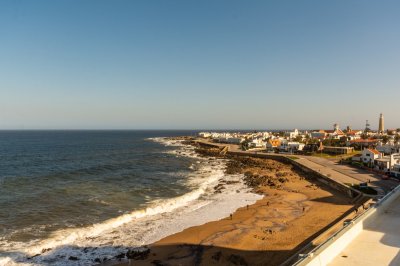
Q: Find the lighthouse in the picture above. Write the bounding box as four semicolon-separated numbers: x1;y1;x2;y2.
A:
379;113;384;134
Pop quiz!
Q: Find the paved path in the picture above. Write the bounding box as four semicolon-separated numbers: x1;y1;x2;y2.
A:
329;195;400;266
295;157;360;186
303;156;398;194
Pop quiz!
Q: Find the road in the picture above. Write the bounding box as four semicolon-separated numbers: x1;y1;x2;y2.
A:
304;156;398;194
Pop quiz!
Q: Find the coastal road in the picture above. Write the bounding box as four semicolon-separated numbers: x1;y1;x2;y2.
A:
304;156;398;194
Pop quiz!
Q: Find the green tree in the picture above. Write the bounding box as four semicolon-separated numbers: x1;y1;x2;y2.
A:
293;135;303;142
322;139;332;146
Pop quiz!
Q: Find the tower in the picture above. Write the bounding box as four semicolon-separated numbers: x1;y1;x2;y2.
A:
379;113;384;134
365;120;371;133
333;123;339;131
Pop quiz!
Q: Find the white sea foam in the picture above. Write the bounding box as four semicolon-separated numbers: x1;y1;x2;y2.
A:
0;137;262;266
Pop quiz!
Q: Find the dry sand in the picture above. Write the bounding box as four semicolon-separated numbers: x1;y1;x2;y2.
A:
112;152;356;266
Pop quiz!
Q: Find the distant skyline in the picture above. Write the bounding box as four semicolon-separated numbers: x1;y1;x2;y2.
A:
1;1;399;130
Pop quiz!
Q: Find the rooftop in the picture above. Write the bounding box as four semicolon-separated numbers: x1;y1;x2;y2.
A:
329;194;400;265
367;149;381;155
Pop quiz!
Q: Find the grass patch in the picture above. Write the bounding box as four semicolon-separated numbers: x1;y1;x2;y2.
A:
287;156;300;160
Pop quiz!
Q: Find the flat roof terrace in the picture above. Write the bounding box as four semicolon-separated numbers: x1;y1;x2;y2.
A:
329;194;400;266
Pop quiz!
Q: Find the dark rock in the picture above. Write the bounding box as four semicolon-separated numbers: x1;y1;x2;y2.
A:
152;260;166;266
27;254;40;260
115;252;125;259
214;183;226;193
94;258;101;263
41;248;52;253
68;256;79;261
211;251;222;261
228;254;248;266
126;247;150;260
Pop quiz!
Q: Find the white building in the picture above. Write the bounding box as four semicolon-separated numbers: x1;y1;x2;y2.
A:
325;123;346;139
248;138;266;149
346;130;363;140
262;132;270;139
374;153;400;172
376;140;400;155
285;129;299;139
279;141;305;153
391;164;400;178
359;148;382;165
198;132;212;138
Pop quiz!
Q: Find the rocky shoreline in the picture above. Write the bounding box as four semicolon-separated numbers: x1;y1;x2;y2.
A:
185;138;306;193
99;138;353;266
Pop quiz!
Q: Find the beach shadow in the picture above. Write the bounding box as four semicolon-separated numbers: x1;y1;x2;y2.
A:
309;195;354;205
0;244;297;266
127;244;296;266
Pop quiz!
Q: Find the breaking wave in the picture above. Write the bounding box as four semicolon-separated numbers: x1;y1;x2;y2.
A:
0;137;262;266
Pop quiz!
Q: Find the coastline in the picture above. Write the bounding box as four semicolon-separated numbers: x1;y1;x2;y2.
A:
107;139;357;266
1;136;262;266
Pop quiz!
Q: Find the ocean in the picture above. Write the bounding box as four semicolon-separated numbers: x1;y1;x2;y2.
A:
0;131;261;265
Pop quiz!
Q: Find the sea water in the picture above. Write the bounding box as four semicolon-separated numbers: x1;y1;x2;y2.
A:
0;130;262;265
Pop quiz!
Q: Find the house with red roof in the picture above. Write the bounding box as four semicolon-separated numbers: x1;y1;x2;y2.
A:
346;130;363;140
359;148;382;165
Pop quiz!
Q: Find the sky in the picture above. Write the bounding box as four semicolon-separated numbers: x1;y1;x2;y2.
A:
0;1;399;130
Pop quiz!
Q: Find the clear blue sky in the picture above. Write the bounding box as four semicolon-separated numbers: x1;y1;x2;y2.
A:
1;1;399;130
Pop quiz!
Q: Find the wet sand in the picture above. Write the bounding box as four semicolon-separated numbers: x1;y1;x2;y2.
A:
112;151;356;266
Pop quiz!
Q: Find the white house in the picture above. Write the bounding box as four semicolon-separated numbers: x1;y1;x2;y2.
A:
360;148;382;165
374;153;400;172
391;164;400;178
261;132;270;139
325;124;346;140
346;130;363;140
248;138;265;149
198;132;212;138
279;141;305;153
285;129;299;140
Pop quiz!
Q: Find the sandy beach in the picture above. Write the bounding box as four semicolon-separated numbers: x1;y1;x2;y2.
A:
109;142;357;266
